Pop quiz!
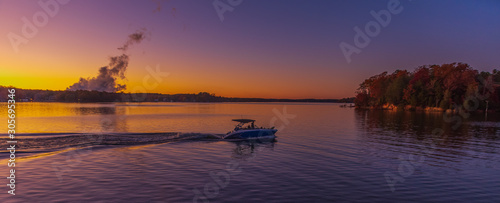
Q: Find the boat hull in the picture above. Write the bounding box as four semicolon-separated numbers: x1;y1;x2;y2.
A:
223;129;277;140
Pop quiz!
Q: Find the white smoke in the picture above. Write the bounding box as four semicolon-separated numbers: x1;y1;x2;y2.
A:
67;29;148;92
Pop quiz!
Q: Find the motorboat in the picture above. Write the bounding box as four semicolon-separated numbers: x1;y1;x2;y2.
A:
223;119;277;140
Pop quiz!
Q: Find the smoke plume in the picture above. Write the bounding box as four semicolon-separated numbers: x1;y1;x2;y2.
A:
67;29;148;92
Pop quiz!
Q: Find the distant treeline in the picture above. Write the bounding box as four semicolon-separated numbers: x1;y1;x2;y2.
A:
354;63;500;111
0;87;353;103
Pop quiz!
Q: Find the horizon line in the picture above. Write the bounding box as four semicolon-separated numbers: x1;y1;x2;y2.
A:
0;85;354;101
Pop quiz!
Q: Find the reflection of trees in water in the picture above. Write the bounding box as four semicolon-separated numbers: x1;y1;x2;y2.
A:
73;106;121;115
354;109;500;170
75;105;128;132
230;141;276;160
355;109;500;141
356;109;444;137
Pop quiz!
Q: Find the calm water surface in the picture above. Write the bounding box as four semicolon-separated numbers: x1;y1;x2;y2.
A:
1;102;499;202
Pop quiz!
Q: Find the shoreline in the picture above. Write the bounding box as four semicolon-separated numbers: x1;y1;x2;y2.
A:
355;104;497;113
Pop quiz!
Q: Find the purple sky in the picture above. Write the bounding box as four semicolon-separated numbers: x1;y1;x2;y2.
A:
1;0;499;98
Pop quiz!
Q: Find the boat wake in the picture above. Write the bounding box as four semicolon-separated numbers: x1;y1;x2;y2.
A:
0;132;224;154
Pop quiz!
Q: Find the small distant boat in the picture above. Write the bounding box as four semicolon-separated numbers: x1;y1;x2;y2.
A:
223;119;277;140
340;103;355;108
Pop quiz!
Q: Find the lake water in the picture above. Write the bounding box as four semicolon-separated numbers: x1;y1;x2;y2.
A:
1;102;499;202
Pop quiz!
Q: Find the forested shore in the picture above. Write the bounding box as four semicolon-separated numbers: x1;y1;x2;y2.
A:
354;63;500;112
0;87;353;103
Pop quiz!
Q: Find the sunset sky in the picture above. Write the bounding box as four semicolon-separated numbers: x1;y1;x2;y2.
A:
1;0;499;99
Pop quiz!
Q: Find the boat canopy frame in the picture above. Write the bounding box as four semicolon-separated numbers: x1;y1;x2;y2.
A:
231;119;258;131
232;119;256;123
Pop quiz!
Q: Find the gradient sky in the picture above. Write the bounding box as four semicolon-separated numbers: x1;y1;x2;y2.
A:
1;0;499;99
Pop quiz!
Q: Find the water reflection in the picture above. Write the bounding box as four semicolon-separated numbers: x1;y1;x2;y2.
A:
354;109;500;172
355;110;500;140
73;106;119;115
230;141;276;160
72;105;128;133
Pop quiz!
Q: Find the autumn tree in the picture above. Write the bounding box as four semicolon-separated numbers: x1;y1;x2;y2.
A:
354;63;494;110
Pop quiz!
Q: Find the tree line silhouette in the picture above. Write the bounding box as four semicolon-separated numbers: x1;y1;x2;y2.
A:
0;87;353;103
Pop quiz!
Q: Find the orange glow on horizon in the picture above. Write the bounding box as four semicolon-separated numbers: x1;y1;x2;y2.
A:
0;1;358;99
